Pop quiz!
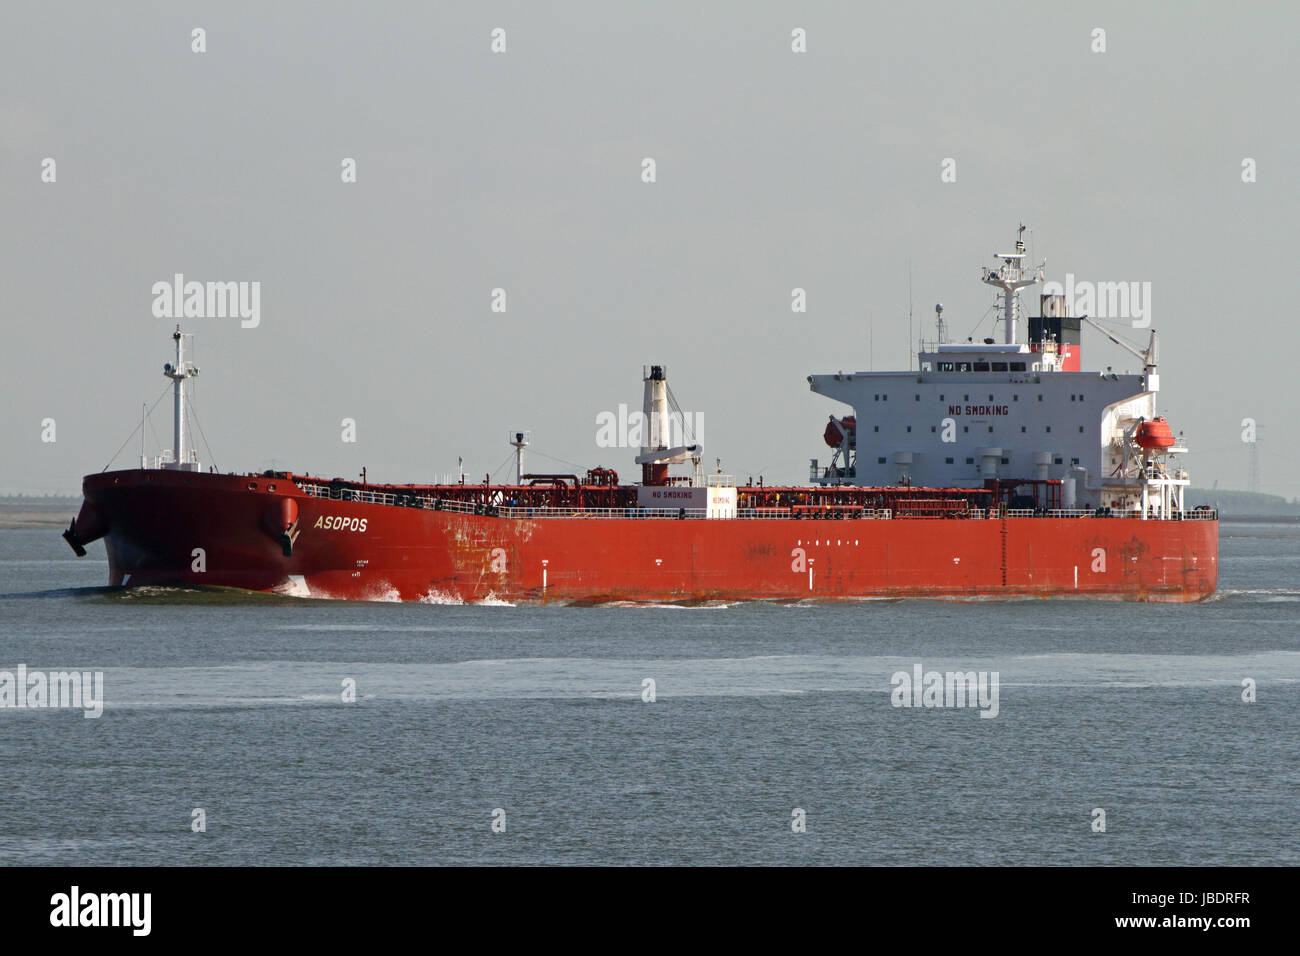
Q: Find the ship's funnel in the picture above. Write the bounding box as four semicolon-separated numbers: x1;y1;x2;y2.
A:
641;365;670;485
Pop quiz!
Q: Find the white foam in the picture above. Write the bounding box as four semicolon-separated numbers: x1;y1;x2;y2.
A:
1206;588;1300;603
367;583;403;603
419;587;465;605
274;575;311;598
604;601;735;610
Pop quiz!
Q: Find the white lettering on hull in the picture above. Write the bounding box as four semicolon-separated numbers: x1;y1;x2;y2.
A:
312;516;368;532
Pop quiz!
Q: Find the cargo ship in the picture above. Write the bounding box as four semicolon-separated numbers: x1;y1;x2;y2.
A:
63;229;1218;603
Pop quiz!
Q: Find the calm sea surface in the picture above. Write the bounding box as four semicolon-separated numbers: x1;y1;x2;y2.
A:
1;522;1296;865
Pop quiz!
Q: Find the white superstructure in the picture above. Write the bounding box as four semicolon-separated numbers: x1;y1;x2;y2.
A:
809;228;1190;518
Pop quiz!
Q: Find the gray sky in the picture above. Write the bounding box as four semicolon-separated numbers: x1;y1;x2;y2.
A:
3;1;1296;495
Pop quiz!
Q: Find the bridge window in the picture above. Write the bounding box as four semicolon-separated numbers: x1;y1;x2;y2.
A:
965;457;974;464
992;362;1008;371
1011;362;1026;371
1054;457;1063;465
945;457;954;464
877;457;886;464
974;362;989;371
938;363;954;372
1071;457;1080;465
1001;457;1009;465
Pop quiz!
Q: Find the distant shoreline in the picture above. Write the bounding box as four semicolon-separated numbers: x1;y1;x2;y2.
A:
0;499;79;530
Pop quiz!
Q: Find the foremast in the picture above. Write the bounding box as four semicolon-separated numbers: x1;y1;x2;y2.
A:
162;326;200;472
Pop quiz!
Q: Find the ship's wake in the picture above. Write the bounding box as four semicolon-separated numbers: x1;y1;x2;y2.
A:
1205;588;1300;603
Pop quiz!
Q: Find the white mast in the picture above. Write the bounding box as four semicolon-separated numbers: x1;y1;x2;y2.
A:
162;326;200;471
508;430;531;484
981;224;1044;344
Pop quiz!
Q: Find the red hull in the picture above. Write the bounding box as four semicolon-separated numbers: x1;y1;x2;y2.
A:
69;471;1218;603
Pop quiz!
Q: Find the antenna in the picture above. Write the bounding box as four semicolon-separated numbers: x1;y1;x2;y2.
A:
868;310;873;371
981;224;1044;345
907;261;914;371
508;429;531;485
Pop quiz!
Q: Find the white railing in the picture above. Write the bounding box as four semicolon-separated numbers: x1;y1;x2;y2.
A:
297;481;447;509
502;506;707;519
289;480;1217;522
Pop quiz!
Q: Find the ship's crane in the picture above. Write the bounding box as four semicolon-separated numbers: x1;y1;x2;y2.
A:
1079;315;1158;377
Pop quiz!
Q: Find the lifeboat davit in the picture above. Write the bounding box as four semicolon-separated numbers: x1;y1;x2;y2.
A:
823;415;856;448
1134;417;1175;450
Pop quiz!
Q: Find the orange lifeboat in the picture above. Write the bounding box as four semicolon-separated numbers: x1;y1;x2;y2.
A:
1134;417;1175;450
823;415;856;448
